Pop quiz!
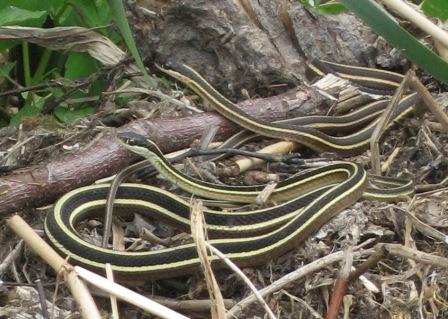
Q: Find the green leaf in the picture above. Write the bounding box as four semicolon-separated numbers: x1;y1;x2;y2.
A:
340;0;448;85
54;104;95;123
10;94;45;126
79;0;112;27
0;0;64;14
422;0;448;21
0;61;16;78
58;52;101;122
64;52;103;95
317;2;346;14
0;40;16;53
0;5;47;26
55;5;79;26
61;0;112;28
10;104;41;125
107;0;157;88
64;52;98;79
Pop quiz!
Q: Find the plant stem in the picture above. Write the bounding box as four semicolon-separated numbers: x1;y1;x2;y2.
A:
21;42;31;86
32;49;52;84
381;0;448;51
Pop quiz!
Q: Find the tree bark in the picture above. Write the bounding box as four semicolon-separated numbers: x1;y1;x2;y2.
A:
0;87;321;215
132;0;398;97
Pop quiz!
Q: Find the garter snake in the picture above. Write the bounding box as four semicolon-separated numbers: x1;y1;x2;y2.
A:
45;61;415;277
306;59;404;95
156;61;414;156
46;161;367;277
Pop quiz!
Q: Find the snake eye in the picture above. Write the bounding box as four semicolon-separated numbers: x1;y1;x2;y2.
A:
126;138;137;146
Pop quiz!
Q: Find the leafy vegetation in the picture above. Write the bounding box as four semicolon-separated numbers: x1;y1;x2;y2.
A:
422;0;448;20
107;0;156;88
0;0;145;127
299;0;345;14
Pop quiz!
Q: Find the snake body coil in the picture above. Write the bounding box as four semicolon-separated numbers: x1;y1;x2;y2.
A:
45;61;414;277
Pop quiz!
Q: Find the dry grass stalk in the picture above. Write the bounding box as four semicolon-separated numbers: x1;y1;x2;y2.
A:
190;199;226;319
74;266;190;319
237;0;263;29
105;263;119;319
409;72;448;132
370;71;411;175
203;243;277;319
6;215;101;319
383;243;448;268
235;140;297;173
380;0;448;50
0;240;23;274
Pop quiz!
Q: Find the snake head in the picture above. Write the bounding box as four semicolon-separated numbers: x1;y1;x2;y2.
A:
117;132;163;159
155;59;198;87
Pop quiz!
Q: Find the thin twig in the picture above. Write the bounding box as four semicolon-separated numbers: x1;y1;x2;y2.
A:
381;147;401;173
382;243;448;268
348;245;384;282
0;136;35;165
395;206;448;245
105;87;194;110
91;289;235;312
0;240;23;274
409;71;448;132
370;71;411;174
0;80;86;98
226;247;375;318
146;297;235;312
205;243;277;319
281;290;323;319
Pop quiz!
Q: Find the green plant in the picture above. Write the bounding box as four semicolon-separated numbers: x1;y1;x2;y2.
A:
422;0;448;21
300;0;346;14
0;0;149;127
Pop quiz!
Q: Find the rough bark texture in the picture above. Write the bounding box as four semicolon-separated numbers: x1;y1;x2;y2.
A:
0;87;320;215
133;0;396;97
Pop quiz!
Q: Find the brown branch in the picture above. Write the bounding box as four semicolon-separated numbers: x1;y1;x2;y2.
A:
0;88;314;215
